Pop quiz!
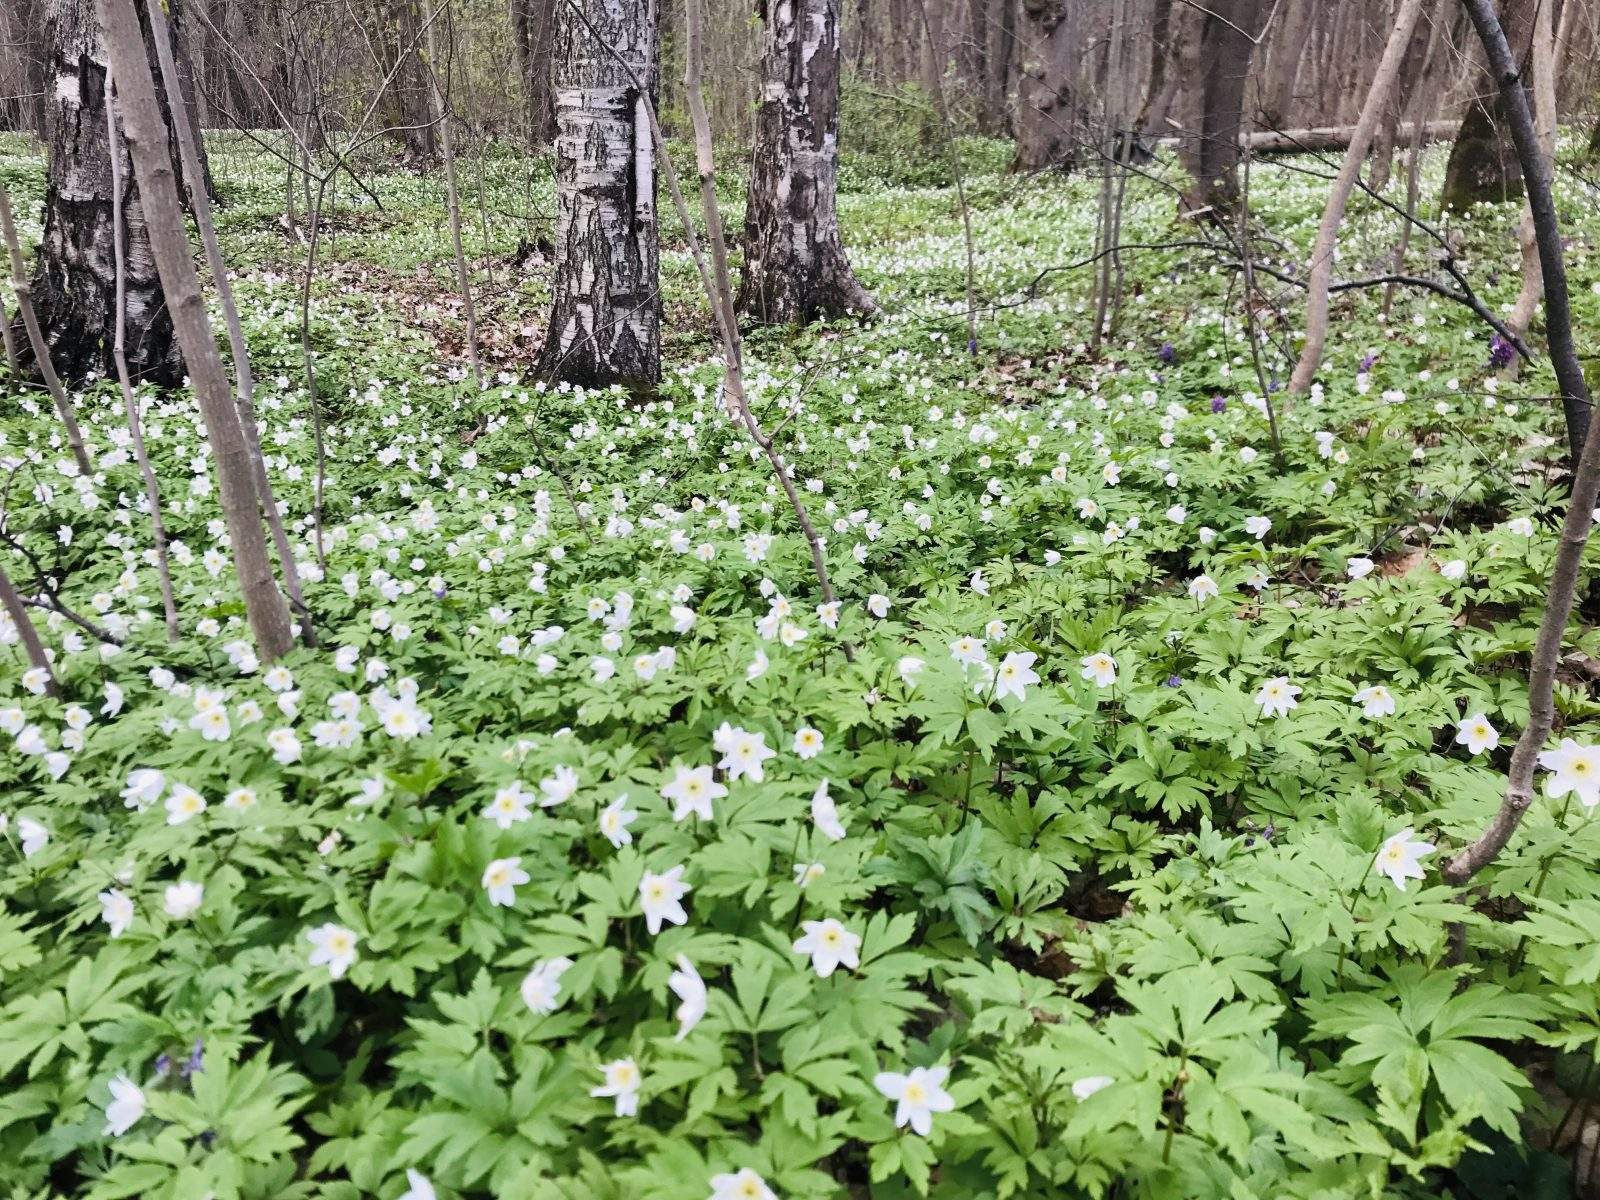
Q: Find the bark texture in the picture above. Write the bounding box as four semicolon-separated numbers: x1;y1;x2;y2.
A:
538;0;661;389
1011;0;1076;171
737;0;875;324
512;0;559;146
1440;0;1537;211
101;0;294;662
1288;0;1426;394
1176;0;1266;216
375;0;440;161
25;0;178;385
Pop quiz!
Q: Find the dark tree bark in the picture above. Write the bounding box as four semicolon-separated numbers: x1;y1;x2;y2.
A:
1260;0;1313;129
1011;0;1075;171
1441;0;1537;211
511;0;558;146
375;0;439;160
23;0;180;385
1177;0;1267;216
1134;0;1176;137
738;0;875;324
987;0;1017;136
537;0;661;389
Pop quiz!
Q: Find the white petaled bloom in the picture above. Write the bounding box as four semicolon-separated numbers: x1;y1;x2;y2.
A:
1346;556;1375;580
1375;827;1435;891
1244;515;1272;540
1188;574;1219;602
1080;652;1117;689
897;656;926;686
121;768;165;811
1254;677;1301;718
949;636;987;668
99;888;134;938
539;765;580;807
811;780;846;841
267;727;301;764
708;1168;778;1200
1351;685;1396;720
793;726;825;759
1440;558;1468;581
792;918;862;978
873;1065;954;1136
1455;713;1499;756
993;651;1040;702
103;1073;146;1137
793;861;826;888
482;857;530;907
867;594;891;618
639;865;690;934
306;923;359;979
668;954;707;1040
165;785;207;825
1539;738;1600;807
398;1169;437;1200
714;724;776;782
598;794;639;848
1072;1075;1114;1100
483;781;534;829
591;1058;642;1117
18;817;48;858
662;764;727;822
163;880;204;919
520;957;574;1014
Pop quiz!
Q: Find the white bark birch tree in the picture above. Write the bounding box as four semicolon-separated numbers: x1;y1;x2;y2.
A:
537;0;660;389
736;0;875;324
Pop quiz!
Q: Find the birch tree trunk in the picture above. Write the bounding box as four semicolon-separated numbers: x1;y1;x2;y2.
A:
101;0;294;663
737;0;876;324
1288;0;1427;395
25;0;178;385
1011;0;1075;171
537;0;661;390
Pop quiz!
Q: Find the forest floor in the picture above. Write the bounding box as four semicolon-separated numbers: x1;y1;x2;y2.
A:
2;128;1600;1198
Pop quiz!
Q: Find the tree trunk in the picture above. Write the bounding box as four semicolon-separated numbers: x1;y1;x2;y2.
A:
738;0;875;324
986;0;1017;135
512;0;558;146
1134;0;1175;137
24;0;179;385
1011;0;1075;170
1441;0;1538;211
1177;0;1266;216
1289;0;1427;395
101;0;294;662
376;0;439;161
1506;0;1555;343
1261;0;1314;129
1369;0;1437;193
537;0;661;390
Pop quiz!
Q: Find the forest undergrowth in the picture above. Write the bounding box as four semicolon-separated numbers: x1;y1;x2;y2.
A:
2;127;1600;1199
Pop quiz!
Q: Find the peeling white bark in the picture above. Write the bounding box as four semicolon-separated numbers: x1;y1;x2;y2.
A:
538;0;660;389
738;0;874;324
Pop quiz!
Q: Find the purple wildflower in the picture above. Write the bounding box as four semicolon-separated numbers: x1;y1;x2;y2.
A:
1158;342;1176;365
182;1039;203;1078
1488;334;1515;370
1210;396;1227;414
1359;351;1378;373
1164;674;1183;688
